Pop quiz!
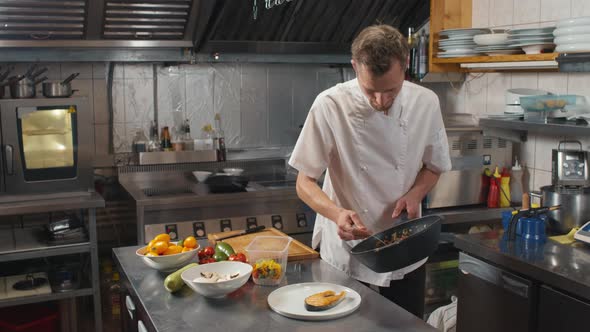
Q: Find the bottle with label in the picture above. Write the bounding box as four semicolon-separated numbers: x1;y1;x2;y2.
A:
511;158;523;205
148;121;160;152
418;30;428;81
182;119;194;151
110;271;121;322
214;113;227;161
131;128;148;153
160;126;172;151
487;167;501;208
500;167;511;208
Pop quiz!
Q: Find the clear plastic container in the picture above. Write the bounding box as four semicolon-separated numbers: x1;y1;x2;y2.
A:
245;236;292;286
520;95;578;123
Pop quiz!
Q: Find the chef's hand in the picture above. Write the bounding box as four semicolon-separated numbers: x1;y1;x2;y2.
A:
392;192;421;219
335;209;371;241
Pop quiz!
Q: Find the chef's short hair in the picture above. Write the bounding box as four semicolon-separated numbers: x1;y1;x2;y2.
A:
351;24;409;76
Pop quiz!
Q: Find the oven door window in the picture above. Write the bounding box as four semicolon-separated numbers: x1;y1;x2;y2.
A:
17;106;78;181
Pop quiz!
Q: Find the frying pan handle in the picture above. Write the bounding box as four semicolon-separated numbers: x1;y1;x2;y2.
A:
34;76;48;85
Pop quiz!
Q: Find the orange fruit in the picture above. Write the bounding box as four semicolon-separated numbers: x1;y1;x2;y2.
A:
154;233;171;244
147;240;155;250
163;245;182;255
152;241;168;254
181;247;191;253
145;252;159;257
184;236;197;249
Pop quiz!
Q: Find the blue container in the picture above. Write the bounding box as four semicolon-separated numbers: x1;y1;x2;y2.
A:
520;216;547;242
502;211;521;235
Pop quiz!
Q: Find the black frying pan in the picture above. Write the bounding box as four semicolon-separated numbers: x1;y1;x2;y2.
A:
349;215;442;272
205;175;249;193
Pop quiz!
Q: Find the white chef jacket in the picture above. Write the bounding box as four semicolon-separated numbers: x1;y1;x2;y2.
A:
288;78;452;286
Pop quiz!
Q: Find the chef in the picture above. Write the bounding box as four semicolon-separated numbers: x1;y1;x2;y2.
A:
289;24;451;318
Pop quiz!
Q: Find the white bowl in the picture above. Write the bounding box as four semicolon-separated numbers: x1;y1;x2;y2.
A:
555;34;590;45
181;261;253;298
136;245;199;272
505;105;524;114
505;88;549;105
519;43;555;54
557;16;590;28
473;33;509;46
222;168;244;176
192;171;212;182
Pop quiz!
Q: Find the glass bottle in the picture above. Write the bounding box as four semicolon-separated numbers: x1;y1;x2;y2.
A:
161;126;172;151
110;272;121;322
418;30;428;81
131;128;148;153
182;119;194;151
148;121;160;152
214;113;226;161
201;124;214;150
407;27;416;80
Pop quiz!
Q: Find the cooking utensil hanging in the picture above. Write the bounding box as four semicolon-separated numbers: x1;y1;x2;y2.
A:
349;215;442;272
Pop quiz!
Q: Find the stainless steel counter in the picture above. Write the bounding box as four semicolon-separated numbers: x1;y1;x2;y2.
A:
0;191;105;216
113;246;436;332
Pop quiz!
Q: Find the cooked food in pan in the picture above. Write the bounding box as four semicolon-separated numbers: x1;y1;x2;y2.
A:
375;228;412;248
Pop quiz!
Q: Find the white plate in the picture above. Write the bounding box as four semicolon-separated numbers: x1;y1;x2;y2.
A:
508;32;554;38
509;27;556;35
510;42;555;47
439;36;479;42
439;28;491;35
555;34;590;44
507;37;554;43
439;48;477;54
267;282;362;321
473;33;509;46
557;16;590;28
556;43;590;53
439;46;476;51
485;50;524;55
437;53;481;58
554;26;590;36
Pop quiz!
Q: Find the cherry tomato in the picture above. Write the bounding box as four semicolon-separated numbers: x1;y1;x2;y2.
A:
198;249;207;259
203;246;215;257
236;253;247;263
228;254;238;261
206;257;216;263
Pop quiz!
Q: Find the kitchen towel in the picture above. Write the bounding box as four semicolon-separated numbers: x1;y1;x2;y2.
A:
427;295;457;332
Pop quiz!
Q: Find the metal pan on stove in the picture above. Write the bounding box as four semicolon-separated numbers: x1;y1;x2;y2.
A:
205;174;249;193
350;215;442;272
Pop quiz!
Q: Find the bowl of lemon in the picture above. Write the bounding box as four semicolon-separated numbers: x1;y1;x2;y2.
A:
136;233;200;272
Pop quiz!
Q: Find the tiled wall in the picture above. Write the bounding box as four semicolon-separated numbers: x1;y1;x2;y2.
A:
432;0;590;192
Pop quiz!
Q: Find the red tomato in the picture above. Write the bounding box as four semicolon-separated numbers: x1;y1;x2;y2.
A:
198;250;207;259
206;257;216;263
236;253;247;263
203;246;215;256
228;254;238;261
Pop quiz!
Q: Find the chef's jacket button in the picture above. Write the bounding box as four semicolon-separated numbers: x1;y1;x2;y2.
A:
361;166;368;171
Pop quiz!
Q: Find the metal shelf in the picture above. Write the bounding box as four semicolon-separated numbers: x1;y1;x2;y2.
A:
479;118;590;141
0;287;94;309
0;192;105;216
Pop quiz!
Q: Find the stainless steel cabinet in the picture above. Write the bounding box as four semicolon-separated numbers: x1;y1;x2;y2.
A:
538;285;590;332
457;253;537;332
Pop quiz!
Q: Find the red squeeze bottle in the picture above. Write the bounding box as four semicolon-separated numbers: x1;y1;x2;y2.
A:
487;167;501;208
480;168;492;203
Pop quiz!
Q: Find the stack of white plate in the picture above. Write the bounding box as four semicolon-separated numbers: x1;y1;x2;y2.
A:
437;28;489;58
554;16;590;53
508;27;556;54
473;32;523;56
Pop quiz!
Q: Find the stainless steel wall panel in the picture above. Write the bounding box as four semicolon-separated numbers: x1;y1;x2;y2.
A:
292;65;318;130
268;65;295;146
213;63;241;147
240;64;268;147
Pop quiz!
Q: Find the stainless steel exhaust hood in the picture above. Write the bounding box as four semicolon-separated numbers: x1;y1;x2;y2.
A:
193;0;430;55
0;0;431;63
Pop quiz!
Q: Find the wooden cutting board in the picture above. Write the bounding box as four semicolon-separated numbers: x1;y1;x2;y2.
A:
207;228;319;261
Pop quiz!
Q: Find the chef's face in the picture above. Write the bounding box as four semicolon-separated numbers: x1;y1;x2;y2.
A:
352;59;405;113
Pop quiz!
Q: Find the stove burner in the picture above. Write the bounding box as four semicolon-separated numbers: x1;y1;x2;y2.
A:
13;275;48;291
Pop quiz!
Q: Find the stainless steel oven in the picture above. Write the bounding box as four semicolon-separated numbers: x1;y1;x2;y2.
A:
0;97;94;198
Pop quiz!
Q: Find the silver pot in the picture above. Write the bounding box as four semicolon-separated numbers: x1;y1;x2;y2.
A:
42;72;79;98
9;76;47;98
534;185;590;234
